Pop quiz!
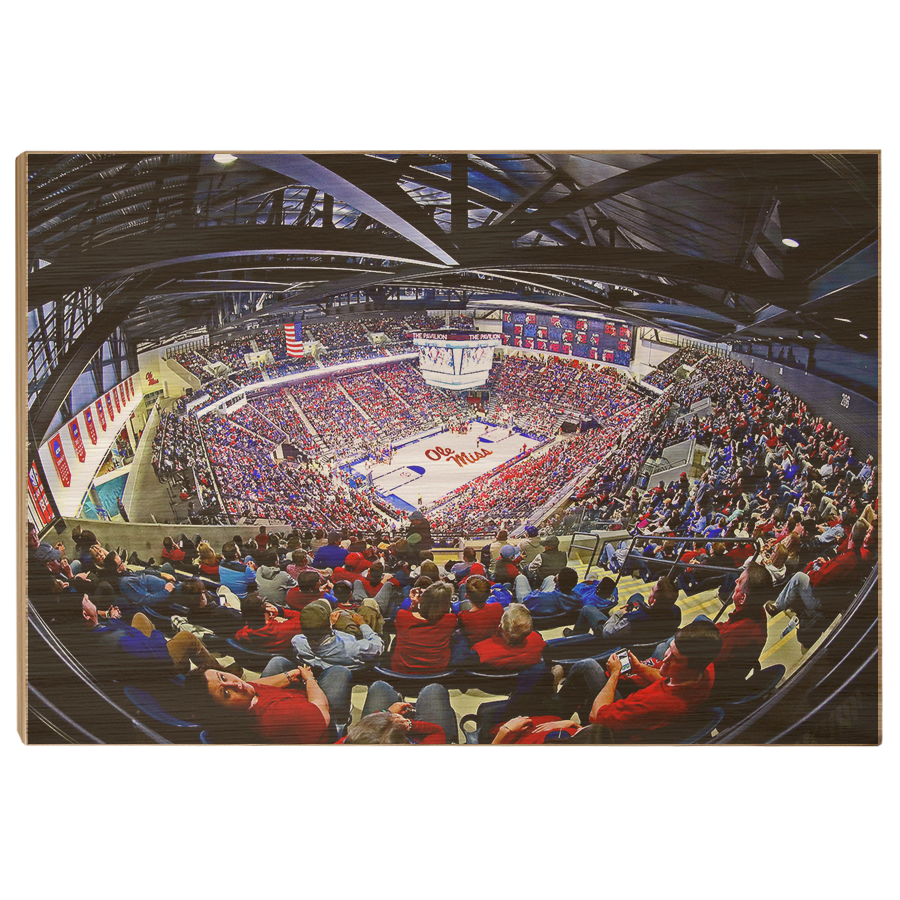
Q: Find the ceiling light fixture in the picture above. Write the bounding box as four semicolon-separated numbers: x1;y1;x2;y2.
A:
859;333;869;339
834;317;851;323
782;238;799;248
213;153;238;164
814;333;821;339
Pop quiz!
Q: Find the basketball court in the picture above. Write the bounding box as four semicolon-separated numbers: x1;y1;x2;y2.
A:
348;423;546;510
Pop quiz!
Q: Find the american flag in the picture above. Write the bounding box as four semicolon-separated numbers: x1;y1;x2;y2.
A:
284;322;304;357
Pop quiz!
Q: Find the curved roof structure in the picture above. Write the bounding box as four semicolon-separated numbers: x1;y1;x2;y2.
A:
25;151;878;441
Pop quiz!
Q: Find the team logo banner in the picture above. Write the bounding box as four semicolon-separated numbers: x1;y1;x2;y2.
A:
28;462;54;525
106;393;114;421
83;407;97;444
49;433;71;487
68;418;86;463
113;386;121;412
96;399;107;431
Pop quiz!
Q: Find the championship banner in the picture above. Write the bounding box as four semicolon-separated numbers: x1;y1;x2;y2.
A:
68;418;86;463
106;393;114;421
84;407;97;444
96;399;107;431
113;386;121;412
28;462;54;525
49;433;71;487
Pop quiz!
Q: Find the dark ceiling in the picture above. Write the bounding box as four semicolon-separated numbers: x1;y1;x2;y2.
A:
26;151;878;438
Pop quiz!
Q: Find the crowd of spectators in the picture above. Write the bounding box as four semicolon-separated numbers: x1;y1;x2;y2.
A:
642;346;705;390
247;392;318;450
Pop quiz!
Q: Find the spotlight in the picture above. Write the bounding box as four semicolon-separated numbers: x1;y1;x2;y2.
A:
214;154;238;164
782;238;799;248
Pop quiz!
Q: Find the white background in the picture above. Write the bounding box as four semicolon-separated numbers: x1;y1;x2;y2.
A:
4;5;894;900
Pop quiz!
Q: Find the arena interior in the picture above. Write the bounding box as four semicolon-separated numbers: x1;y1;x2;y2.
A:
22;151;879;745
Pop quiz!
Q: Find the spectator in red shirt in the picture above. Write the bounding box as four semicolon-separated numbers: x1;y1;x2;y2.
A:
553;620;722;742
455;575;503;643
470;605;546;671
197;542;221;579
392;582;457;674
184;661;353;743
161;536;186;566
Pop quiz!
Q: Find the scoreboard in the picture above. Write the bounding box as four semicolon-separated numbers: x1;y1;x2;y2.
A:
411;332;502;390
500;311;634;366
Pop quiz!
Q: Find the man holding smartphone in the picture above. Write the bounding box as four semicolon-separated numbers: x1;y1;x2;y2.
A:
553;620;722;742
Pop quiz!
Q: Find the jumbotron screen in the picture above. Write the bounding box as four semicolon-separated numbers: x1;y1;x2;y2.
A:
411;333;501;390
500;311;633;366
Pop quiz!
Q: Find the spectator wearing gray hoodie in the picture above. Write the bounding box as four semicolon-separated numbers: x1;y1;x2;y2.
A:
255;563;298;605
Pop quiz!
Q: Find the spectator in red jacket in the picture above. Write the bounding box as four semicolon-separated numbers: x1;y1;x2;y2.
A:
392;582;457;674
161;536;186;566
235;595;304;652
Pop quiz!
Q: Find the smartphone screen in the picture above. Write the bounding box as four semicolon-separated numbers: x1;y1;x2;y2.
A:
617;649;632;674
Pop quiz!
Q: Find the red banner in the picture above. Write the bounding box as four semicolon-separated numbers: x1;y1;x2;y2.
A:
562;343;573;355
28;462;54;525
106;393;114;421
577;319;588;330
122;380;129;401
589;347;599;360
49;433;71;487
96;399;107;431
525;313;536;325
113;386;121;413
129;375;135;394
524;338;534;349
68;418;86;463
536;339;547;351
83;407;97;444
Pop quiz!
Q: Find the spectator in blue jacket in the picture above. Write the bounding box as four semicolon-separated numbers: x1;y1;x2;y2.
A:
311;531;349;570
99;552;181;606
218;542;257;599
521;567;583;617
